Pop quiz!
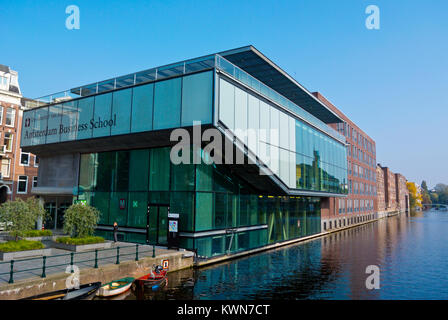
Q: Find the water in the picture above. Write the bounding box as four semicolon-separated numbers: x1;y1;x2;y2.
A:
122;209;448;300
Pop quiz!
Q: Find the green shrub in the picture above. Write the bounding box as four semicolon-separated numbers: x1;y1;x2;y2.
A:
56;236;105;245
10;230;53;238
63;204;101;238
0;197;48;241
0;240;45;252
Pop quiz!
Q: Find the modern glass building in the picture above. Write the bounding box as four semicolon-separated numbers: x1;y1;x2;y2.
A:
21;46;347;259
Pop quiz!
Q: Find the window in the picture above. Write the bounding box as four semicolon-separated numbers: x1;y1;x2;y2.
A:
4;133;13;152
33;176;38;188
0;106;3;124
20;152;30;166
5;108;15;127
34;156;39;167
17;175;28;194
1;158;10;178
0;76;7;87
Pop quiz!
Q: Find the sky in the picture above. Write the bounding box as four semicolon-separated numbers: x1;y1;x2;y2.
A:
1;0;447;188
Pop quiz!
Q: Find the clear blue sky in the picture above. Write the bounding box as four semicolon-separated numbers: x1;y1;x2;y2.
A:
1;0;447;188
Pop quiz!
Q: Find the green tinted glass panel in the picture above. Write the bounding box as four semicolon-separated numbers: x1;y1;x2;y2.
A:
33;107;49;145
127;192;148;228
181;71;213;126
196;162;213;192
171;162;194;191
129;149;149;191
92;93;112;138
79;153;97;192
46;105;62;143
131;83;154;133
92;192;110;224
96;152;115;192
77;96;94;139
114;151;130;192
195;192;213;231
60;101;78;142
149;148;170;191
111;88;132;135
170;192;194;232
153;78;181;130
109;192;128;226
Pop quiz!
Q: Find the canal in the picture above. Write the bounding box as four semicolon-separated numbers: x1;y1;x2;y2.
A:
122;209;448;300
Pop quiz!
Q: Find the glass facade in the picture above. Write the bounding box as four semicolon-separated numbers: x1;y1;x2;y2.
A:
22;51;350;259
78;147;321;258
218;77;347;194
21;70;214;147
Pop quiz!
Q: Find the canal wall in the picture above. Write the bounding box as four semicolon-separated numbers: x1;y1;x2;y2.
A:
197;212;394;267
0;250;194;300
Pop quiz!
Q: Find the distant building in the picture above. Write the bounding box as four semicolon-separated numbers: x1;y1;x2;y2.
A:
395;173;409;213
0;64;38;203
376;164;409;215
313;92;377;230
376;164;386;214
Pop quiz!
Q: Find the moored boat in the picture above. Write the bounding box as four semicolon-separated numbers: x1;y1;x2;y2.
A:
133;265;167;291
96;277;135;297
23;282;101;300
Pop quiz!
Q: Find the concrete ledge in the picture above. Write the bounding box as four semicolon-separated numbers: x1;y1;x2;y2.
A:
197;215;386;267
52;241;112;252
0;248;52;261
0;249;194;300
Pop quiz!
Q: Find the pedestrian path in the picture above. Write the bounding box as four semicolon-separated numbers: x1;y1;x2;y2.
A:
0;242;176;284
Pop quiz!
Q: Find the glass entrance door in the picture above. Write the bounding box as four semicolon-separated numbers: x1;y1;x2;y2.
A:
44;202;56;230
56;203;71;230
146;204;169;246
157;206;168;246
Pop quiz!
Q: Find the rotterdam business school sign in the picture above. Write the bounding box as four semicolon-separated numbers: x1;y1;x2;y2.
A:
22;107;117;145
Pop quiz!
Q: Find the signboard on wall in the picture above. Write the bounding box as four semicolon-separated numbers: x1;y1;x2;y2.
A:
119;199;126;210
21;103;118;147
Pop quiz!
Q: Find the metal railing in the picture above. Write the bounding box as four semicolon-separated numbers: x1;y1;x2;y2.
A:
28;55;216;109
0;243;158;284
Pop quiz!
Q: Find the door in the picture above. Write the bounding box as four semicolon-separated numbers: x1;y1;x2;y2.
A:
146;204;169;246
44;202;56;230
56;203;71;230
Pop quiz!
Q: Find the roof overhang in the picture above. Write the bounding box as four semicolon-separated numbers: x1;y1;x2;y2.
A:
219;46;343;124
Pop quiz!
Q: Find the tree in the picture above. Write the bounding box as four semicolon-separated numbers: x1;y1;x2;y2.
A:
422;192;431;205
430;192;439;203
407;182;422;210
421;181;428;192
0;197;47;241
63;203;101;238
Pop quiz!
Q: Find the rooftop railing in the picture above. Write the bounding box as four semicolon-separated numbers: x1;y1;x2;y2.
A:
28;55;216;109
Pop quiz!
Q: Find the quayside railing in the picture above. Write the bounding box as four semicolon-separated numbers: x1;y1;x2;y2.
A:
0;243;159;284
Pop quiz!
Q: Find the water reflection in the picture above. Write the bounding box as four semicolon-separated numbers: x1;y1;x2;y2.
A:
121;210;448;300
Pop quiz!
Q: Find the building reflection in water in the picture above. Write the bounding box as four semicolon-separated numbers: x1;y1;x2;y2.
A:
125;211;448;300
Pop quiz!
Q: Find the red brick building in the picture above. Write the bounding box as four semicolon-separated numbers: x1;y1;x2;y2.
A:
313;92;377;230
376;164;386;213
0;64;38;204
395;173;409;213
375;165;409;215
